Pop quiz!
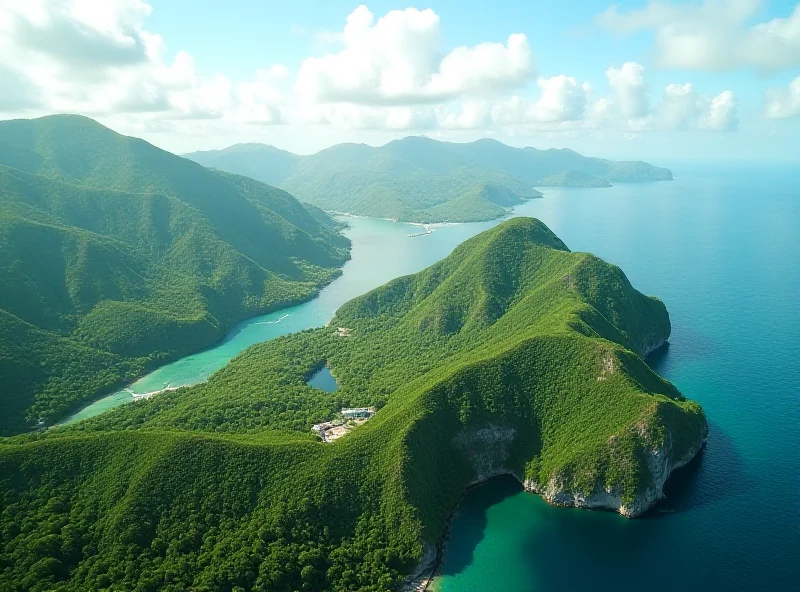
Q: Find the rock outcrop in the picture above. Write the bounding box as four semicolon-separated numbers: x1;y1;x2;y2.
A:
453;420;707;518
523;425;707;517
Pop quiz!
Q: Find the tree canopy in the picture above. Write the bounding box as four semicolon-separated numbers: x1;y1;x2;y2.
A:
0;115;350;434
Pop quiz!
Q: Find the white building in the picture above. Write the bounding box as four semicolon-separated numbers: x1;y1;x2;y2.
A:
341;407;375;419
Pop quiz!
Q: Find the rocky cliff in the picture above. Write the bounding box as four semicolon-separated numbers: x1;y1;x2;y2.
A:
453;418;707;519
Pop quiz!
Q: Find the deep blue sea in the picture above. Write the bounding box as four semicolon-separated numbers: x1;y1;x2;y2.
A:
433;162;800;592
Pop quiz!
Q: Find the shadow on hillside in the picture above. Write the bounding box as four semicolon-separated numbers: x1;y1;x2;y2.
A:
437;475;522;577
645;340;671;371
644;420;750;518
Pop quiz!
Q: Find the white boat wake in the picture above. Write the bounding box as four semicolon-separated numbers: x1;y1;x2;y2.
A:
252;313;290;326
127;382;181;400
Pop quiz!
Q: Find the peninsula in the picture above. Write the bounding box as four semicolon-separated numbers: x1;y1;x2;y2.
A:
0;218;707;591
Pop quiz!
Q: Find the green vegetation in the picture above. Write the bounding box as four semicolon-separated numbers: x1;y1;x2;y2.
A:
537;170;612;187
185;136;672;222
0;115;350;435
0;218;706;591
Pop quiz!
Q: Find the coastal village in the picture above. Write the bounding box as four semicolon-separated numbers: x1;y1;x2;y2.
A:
312;407;376;442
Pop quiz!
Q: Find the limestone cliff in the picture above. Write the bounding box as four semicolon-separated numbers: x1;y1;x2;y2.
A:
522;423;708;517
452;417;707;518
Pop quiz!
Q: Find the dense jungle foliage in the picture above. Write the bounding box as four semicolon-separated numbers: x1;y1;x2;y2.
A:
1;218;706;591
185;136;672;222
0;115;350;434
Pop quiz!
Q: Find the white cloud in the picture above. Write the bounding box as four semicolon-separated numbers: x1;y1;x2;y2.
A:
264;64;289;80
656;84;739;131
698;90;738;131
289;65;737;136
425;33;532;99
586;97;614;126
0;0;285;122
765;77;800;119
606;62;649;119
660;83;701;130
598;0;800;72
230;69;285;124
294;5;532;105
491;76;590;125
295;103;438;131
438;101;493;130
0;0;155;72
0;2;749;142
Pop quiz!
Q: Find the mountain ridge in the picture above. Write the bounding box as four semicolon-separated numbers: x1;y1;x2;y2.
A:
185;136;672;223
0;115;350;434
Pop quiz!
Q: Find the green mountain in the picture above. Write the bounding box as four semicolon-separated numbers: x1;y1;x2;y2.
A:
538;169;612;187
0;115;350;435
185;137;672;222
0;218;706;591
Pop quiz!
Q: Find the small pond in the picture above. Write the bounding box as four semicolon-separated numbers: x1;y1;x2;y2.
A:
307;366;339;392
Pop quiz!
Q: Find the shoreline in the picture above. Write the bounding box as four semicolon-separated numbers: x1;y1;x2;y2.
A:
328;209;492;227
128;383;181;400
402;475;514;592
49;274;345;430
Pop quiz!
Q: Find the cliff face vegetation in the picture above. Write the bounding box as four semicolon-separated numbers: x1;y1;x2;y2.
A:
0;218;706;591
0;115;350;434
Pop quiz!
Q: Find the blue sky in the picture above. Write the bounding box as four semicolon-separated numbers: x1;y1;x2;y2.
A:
144;0;797;96
1;1;799;161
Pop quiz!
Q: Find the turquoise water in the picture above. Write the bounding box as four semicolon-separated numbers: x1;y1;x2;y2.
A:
308;366;339;393
433;163;800;591
60;163;799;589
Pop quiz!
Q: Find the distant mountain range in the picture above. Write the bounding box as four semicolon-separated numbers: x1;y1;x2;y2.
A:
185;137;673;223
0;115;350;434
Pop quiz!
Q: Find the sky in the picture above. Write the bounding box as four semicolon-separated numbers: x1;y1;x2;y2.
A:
1;0;799;161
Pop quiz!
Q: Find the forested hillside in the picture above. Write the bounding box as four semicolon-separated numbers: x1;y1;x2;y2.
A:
0;115;350;435
185;137;672;222
0;218;706;591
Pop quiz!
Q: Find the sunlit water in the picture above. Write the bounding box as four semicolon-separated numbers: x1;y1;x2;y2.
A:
61;163;799;589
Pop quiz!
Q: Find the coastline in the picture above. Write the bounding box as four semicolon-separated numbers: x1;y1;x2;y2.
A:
404;430;707;590
50;269;347;430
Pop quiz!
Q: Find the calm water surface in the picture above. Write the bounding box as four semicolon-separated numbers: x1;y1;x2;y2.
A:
307;366;339;393
62;163;799;590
